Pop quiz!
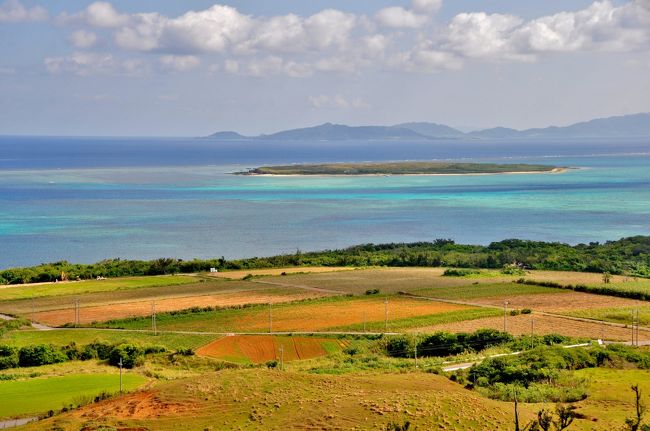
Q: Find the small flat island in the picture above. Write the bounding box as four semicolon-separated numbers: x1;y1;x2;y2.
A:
236;162;565;176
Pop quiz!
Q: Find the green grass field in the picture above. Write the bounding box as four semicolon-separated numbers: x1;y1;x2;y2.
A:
0;275;196;301
0;373;146;418
0;329;217;351
564;306;650;326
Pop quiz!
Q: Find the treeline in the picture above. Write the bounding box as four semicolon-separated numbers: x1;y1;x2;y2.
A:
0;341;183;372
2;236;650;285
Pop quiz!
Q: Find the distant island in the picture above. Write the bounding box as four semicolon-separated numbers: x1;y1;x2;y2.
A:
206;112;650;141
236;162;563;176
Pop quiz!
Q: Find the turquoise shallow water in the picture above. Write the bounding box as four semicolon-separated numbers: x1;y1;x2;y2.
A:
1;137;650;268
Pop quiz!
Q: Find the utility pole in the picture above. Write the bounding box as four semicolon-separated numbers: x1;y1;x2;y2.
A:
503;300;509;332
151;300;157;335
118;358;123;394
279;345;284;371
31;295;35;322
414;337;418;369
632;309;636;347
384;298;389;333
269;302;273;334
601;320;605;342
531;318;535;350
74;299;80;327
363;310;366;333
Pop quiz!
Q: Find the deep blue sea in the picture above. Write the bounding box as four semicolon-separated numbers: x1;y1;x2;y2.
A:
1;136;650;269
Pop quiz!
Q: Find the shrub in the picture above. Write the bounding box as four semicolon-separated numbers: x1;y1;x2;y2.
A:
365;289;380;295
266;360;279;369
18;345;67;367
109;344;144;368
80;341;114;360
144;345;167;355
443;268;480;277
176;348;195;356
0;345;18;370
521;308;532;315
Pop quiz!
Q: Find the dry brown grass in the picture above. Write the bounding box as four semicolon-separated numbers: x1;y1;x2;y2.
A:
472;291;647;313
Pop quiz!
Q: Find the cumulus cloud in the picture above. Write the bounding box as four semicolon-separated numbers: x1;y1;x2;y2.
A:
308;94;371;109
48;1;650;76
69;30;98;49
411;0;443;14
0;0;47;22
375;7;428;29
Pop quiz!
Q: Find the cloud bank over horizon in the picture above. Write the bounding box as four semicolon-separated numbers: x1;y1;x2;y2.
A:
32;0;650;77
1;0;649;136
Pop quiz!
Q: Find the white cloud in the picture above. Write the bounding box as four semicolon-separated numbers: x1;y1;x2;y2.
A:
308;94;370;109
411;0;443;14
44;52;147;76
159;55;200;72
0;66;16;75
0;0;47;22
50;0;650;77
375;7;427;29
69;30;98;49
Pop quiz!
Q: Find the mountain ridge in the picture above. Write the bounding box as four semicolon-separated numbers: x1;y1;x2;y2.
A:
206;112;650;141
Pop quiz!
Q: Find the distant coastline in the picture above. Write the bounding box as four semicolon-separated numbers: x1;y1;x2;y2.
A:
235;162;565;176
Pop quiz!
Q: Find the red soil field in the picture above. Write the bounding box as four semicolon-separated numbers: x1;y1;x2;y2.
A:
196;335;345;363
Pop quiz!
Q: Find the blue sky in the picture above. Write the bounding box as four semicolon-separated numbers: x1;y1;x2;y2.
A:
0;0;648;136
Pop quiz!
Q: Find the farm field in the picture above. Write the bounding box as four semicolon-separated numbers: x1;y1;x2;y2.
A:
1;329;217;351
0;275;196;301
0;373;146;419
31;287;324;326
415;312;645;341
196;335;347;364
565;305;650;327
16;366;650;431
210;266;358;279
254;267;637;296
93;295;494;333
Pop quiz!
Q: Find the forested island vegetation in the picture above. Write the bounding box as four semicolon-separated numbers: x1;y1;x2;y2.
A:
2;236;650;285
237;162;562;176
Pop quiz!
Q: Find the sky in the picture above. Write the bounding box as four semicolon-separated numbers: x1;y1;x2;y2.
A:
0;0;649;136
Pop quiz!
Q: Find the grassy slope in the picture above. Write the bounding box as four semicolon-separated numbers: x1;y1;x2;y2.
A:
19;366;650;430
0;373;146;418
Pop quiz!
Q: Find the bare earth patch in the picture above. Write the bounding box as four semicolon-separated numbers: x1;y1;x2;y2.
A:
472;291;648;313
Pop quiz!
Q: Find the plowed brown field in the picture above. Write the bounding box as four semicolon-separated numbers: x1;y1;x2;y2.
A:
472;292;647;313
196;335;346;363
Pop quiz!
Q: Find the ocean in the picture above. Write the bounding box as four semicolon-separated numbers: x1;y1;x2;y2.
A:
1;136;649;269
